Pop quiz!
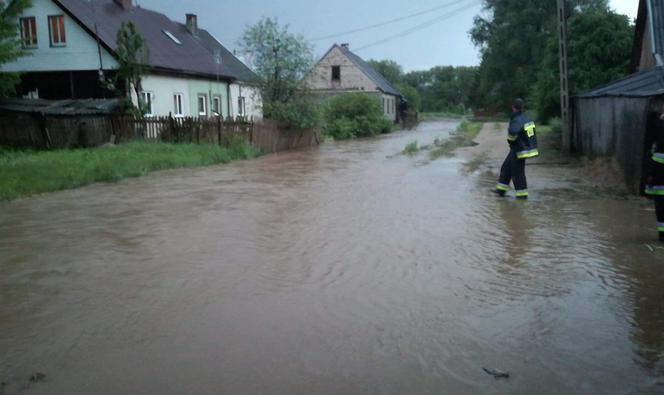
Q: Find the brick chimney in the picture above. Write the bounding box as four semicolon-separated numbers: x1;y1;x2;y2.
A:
186;14;198;37
340;43;349;49
113;0;132;10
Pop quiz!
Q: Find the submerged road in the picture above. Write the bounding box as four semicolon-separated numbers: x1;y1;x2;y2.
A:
1;120;663;394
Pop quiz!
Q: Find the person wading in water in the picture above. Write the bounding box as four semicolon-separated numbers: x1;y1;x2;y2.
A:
493;98;539;199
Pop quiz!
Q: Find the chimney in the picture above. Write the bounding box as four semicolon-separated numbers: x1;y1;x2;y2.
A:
113;0;132;10
340;43;349;49
186;14;198;36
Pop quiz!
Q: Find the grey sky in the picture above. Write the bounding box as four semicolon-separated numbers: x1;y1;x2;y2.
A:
136;0;638;72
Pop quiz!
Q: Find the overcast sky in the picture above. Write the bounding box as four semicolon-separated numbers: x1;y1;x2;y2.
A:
136;0;639;72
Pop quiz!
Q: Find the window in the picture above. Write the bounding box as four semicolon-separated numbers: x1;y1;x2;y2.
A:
173;93;183;116
20;17;37;48
212;95;222;116
238;96;246;116
162;30;182;45
48;15;66;47
141;91;154;116
331;65;340;81
197;94;208;116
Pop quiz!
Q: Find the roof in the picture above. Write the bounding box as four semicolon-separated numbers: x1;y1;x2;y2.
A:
0;98;122;115
321;44;401;97
55;0;239;80
181;25;257;82
576;65;664;98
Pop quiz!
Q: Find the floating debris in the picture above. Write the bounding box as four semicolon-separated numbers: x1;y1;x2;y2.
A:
483;367;510;379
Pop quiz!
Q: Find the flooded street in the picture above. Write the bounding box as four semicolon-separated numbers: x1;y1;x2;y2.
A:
2;119;664;394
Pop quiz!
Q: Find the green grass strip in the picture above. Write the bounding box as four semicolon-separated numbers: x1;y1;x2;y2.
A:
0;140;258;201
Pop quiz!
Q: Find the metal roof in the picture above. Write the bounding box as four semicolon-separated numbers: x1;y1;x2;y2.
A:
321;44;401;97
576;65;664;98
0;98;122;115
55;0;239;80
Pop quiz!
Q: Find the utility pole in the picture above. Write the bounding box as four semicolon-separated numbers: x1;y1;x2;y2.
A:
557;0;571;151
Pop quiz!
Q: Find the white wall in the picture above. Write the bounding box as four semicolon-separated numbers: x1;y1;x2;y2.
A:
134;75;191;117
381;93;398;122
1;0;118;72
229;83;262;119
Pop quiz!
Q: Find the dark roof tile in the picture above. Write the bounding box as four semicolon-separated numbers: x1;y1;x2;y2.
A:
56;0;239;80
576;66;664;98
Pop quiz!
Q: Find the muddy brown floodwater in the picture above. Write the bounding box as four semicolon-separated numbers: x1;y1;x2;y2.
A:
1;120;664;394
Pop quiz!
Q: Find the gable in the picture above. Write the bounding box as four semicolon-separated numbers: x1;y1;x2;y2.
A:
307;46;378;92
1;0;118;72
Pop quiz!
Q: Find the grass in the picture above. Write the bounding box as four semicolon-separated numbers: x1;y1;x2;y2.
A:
403;140;419;155
429;120;483;160
0;140;259;201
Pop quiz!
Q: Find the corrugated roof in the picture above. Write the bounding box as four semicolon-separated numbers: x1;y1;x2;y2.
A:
330;44;401;97
576;65;664;98
0;98;121;114
55;0;238;80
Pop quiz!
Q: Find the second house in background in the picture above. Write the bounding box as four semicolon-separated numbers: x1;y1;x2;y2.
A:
306;43;402;122
1;0;261;119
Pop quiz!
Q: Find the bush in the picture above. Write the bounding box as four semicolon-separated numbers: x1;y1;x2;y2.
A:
324;93;393;139
264;94;322;130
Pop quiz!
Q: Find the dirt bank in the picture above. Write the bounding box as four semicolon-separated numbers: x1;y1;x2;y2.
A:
456;122;631;196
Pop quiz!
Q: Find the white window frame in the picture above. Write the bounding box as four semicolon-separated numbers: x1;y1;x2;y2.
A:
141;91;154;116
48;14;66;47
197;94;208;116
238;96;246;116
212;95;222;117
20;17;38;49
173;93;184;117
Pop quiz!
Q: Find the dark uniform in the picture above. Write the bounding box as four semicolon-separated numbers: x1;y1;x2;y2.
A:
645;123;664;241
495;111;539;198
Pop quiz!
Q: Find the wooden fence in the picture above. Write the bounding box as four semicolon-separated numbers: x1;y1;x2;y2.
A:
0;113;320;154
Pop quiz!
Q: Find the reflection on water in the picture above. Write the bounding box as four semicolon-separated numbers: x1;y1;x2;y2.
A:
1;120;664;394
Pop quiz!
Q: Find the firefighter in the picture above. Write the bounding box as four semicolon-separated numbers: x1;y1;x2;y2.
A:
494;98;539;199
645;109;664;242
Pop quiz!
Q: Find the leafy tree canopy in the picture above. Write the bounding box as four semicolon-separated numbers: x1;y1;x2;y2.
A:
0;0;32;97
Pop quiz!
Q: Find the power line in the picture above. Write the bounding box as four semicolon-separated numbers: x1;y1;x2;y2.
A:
310;0;478;42
353;1;480;52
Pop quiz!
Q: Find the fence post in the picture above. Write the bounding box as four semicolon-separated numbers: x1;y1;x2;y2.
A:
168;112;175;143
217;115;222;146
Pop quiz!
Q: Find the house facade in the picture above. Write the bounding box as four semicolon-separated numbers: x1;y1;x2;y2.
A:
306;43;402;122
2;0;262;119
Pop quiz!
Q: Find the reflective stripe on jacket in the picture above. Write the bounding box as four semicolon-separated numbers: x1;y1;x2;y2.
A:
508;112;539;159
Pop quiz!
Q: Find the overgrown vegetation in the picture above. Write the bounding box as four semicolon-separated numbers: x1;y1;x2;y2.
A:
471;0;633;118
0;0;32;97
239;17;321;129
403;140;419;155
323;93;392;139
368;60;478;114
0;140;258;201
113;21;150;114
429;120;482;160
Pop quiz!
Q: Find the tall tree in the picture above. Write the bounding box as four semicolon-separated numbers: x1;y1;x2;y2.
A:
115;21;149;114
0;0;32;97
240;18;312;105
533;9;633;121
469;0;630;116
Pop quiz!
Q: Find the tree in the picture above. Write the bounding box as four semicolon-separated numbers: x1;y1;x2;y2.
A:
239;17;317;127
367;59;404;86
533;9;633;121
469;0;631;116
115;21;149;114
0;0;32;97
